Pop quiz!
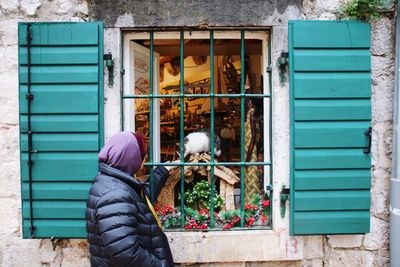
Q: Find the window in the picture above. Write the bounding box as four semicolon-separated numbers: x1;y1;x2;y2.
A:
122;30;272;230
18;21;372;239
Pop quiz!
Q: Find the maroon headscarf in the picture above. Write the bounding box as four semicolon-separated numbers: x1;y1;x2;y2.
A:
98;132;146;175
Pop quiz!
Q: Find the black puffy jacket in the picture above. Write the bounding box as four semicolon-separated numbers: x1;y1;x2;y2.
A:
86;163;174;267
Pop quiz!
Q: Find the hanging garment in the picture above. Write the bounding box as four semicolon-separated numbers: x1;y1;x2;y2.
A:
244;106;259;204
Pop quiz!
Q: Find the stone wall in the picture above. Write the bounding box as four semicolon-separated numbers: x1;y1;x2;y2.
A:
0;0;396;266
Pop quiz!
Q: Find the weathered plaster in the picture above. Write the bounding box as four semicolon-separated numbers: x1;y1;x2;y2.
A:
91;0;302;28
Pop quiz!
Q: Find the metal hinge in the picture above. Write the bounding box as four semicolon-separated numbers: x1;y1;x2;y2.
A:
103;53;112;61
363;127;372;154
265;184;273;191
26;93;34;101
280;185;290;218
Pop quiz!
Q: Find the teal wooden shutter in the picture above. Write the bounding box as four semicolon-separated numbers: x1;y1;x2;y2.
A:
18;22;104;238
289;21;372;235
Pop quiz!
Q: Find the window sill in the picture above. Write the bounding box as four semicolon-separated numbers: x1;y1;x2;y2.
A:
166;230;303;263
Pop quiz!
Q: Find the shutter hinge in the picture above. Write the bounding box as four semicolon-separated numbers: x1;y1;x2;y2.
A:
103;52;114;87
277;51;289;85
103;53;112;61
280;185;290;218
26;93;34;101
265;184;273;191
363;127;372;154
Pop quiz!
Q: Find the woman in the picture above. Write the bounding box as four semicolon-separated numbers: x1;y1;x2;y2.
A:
86;131;176;267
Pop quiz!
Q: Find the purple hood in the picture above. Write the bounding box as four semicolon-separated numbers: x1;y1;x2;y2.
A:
98;131;143;175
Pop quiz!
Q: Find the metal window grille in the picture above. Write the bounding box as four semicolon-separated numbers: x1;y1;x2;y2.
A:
122;29;273;230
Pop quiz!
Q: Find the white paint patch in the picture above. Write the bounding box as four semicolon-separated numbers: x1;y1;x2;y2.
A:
115;13;135;27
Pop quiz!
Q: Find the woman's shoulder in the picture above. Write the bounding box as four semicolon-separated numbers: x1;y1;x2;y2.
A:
91;172;140;203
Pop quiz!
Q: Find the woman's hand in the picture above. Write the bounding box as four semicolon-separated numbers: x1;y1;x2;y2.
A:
164;160;181;171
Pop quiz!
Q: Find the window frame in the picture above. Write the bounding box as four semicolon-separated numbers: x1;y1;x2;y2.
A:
121;29;273;231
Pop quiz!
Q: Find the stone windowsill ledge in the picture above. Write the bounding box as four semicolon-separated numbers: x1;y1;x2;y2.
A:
166;230;303;263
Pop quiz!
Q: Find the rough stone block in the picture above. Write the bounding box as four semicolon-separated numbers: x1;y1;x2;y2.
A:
0;126;20;163
371;172;390;219
326;250;374;267
327;235;363;248
302;259;323;267
0;46;6;74
371;17;395;56
77;0;89;15
363;217;389;250
0;197;19;235
318;12;337;20
371;122;393;169
371;81;394;124
0;19;19;45
303;236;323;259
2;237;41;266
61;256;90;267
56;0;73;15
371;56;394;83
5;45;18;71
316;0;340;12
39;240;58;264
0;0;19;13
67;240;89;257
20;0;42;16
0;161;20;198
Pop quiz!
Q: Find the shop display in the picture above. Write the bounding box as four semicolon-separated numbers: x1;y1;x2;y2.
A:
130;39;268;229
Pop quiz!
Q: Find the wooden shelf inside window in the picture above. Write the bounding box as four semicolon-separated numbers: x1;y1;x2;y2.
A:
160;121;176;125
135;110;150;115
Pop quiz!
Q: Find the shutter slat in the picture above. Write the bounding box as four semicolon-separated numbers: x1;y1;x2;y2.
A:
19;23;99;46
19;66;99;84
21;133;99;151
21;152;98;182
21;182;91;200
294;211;370;235
295;169;371;190
23;200;86;218
19;46;99;65
295;121;370;147
22;220;86;238
20;115;99;132
289;20;371;235
291;20;370;48
295;149;371;169
294;72;371;99
18;22;103;238
19;85;98;114
294;49;370;71
295;100;371;121
294;190;370;211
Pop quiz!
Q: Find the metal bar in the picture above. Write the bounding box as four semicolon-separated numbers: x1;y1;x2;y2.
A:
179;31;185;228
149;32;155;203
26;23;35;238
122;93;271;99
267;33;273;227
209;30;215;228
144;162;272;167
240;30;245;228
120;31;125;131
